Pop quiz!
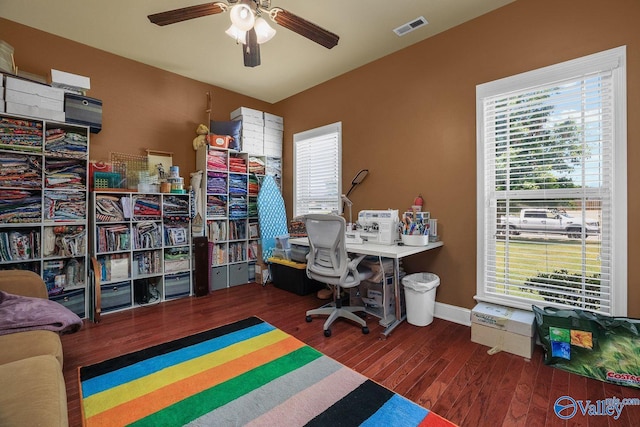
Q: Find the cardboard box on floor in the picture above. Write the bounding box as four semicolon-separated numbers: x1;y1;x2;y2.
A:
471;302;536;359
254;244;269;285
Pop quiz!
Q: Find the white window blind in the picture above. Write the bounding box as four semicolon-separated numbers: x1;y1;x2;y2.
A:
476;47;627;316
293;122;342;217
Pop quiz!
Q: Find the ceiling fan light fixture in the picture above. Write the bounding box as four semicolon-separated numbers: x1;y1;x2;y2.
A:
254;17;276;44
225;24;247;44
229;3;255;31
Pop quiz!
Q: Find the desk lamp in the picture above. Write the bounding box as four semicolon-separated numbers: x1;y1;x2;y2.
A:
341;169;369;219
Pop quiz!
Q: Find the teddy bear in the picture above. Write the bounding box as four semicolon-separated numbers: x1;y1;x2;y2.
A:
192;123;209;150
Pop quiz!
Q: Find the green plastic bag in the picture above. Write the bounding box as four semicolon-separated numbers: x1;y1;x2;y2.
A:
533;305;640;389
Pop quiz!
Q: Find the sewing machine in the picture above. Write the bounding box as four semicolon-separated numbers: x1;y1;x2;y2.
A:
355;209;399;245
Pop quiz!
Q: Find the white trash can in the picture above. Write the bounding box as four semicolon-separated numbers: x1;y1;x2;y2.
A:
402;272;440;326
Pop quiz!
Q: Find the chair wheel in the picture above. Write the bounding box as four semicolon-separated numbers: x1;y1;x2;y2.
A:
362;326;369;335
324;329;332;337
306;315;312;322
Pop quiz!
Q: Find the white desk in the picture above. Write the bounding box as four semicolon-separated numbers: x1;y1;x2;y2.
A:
289;237;443;338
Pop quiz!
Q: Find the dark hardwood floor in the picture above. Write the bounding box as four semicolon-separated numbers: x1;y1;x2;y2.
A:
61;283;640;426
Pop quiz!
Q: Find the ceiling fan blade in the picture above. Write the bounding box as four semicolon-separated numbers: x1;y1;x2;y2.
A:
270;8;339;49
148;2;226;26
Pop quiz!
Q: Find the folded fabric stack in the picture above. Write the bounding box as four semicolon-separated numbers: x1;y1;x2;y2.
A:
45;158;86;189
229;156;246;173
248;199;258;217
248;157;265;174
44;191;85;220
162;195;189;216
133;196;160;218
0;190;41;223
0;117;43;152
229;174;247;195
207;171;227;194
44;128;88;158
207;151;227;171
206;195;227;217
0;153;42;188
248;175;259;196
228;195;247;219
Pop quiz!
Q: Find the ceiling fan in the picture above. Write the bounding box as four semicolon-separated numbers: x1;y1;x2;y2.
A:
148;0;339;67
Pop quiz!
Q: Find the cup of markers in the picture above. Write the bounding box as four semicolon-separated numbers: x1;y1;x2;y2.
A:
401;215;430;246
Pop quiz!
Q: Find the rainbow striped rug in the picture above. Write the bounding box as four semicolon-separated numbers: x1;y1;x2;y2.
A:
79;317;456;426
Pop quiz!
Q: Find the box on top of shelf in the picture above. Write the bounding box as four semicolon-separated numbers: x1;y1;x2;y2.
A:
231;106;262;119
0;40;15;74
5;88;64;111
64;94;102;133
5;102;65;122
231;107;264;126
470;302;536;358
264;112;284;130
50;69;91;92
5;76;65;102
5;76;66;122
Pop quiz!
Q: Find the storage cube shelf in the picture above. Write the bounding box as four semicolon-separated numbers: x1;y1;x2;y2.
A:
196;143;281;290
91;191;192;313
0;112;89;318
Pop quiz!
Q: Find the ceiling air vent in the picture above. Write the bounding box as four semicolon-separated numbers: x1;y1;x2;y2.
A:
393;16;428;37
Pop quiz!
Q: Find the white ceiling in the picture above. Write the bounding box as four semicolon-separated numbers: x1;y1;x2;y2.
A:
0;0;515;103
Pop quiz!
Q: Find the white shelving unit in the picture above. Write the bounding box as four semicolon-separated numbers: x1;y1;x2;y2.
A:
0;112;89;317
90;191;192;314
196;145;279;290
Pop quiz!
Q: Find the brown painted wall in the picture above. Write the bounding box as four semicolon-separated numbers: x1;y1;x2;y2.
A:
1;0;638;316
276;0;640;316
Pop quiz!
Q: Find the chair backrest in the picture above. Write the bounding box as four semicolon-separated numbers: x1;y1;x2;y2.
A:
305;214;349;284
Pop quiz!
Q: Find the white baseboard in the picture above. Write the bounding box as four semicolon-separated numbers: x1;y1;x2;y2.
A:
434;302;472;326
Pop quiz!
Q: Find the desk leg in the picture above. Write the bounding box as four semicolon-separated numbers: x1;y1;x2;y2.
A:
379;258;406;339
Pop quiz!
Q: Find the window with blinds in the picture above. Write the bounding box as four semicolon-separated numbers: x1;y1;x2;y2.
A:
293;122;342;217
476;47;627;316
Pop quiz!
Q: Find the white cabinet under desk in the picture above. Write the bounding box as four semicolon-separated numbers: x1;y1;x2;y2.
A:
289;237;443;338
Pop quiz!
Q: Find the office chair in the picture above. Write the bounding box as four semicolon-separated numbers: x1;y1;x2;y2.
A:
304;214;372;337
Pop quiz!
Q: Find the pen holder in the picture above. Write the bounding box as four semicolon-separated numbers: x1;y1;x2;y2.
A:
401;234;430;246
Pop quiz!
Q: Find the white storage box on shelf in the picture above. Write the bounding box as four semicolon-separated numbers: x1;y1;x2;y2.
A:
264;112;284;130
470;302;536;358
50;69;91;91
0;40;15;74
240;122;265;154
4;76;65;121
402;272;440;326
231;106;264;126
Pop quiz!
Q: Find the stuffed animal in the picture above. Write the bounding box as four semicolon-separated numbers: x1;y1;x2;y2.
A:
192;124;209;150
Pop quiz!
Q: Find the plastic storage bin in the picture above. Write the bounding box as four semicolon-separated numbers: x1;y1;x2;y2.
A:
402;272;440;326
269;257;324;296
